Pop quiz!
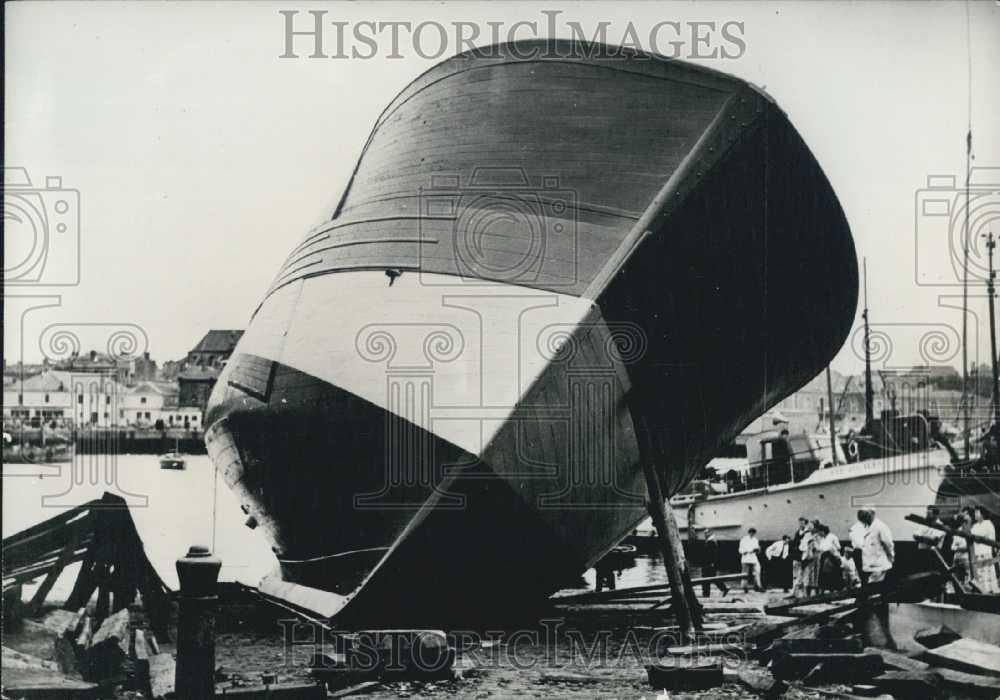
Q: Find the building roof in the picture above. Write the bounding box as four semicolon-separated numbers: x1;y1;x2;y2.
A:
17;371;68;392
130;380;179;396
190;330;243;355
7;370;127;394
178;367;220;381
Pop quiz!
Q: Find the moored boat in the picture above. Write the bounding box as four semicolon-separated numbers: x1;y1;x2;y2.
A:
158;451;186;470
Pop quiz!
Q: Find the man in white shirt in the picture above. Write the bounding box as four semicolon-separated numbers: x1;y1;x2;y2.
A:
848;514;867;585
739;527;763;592
858;506;897;648
859;507;894;583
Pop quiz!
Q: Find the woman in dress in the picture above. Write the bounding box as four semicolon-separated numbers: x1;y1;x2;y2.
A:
804;520;822;597
971;506;999;594
815;524;843;592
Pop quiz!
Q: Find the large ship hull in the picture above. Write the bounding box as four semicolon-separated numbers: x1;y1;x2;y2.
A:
204;40;858;626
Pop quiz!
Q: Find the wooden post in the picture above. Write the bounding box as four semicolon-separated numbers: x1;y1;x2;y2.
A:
175;545;221;700
664;500;704;628
641;462;702;639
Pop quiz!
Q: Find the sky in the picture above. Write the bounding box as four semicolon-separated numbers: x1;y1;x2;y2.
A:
4;0;1000;376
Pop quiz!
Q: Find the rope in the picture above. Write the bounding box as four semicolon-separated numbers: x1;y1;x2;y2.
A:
211;462;219;553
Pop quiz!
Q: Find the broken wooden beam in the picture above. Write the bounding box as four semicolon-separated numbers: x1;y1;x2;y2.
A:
86;608;130;682
663;641;747;656
734;664;788;699
646;661;724;691
326;681;381;698
744;597;874;647
147;652;176;699
763;571;944;615
869;670;943;699
213;681;327;698
639;456;702;637
552;573;745;606
864;647;929;672
771;651;884;682
918;637;1000;677
771;636;863;654
905;513;999;548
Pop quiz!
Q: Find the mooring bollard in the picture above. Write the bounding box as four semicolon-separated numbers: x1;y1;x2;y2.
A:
176;545;222;699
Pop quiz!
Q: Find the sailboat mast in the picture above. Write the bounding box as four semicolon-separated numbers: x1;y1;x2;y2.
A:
962;131;972;458
987;232;1000;425
825;366;839;465
863;259;874;426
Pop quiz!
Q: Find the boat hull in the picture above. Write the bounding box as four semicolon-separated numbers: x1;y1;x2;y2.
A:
204;40;858;625
657;450;996;575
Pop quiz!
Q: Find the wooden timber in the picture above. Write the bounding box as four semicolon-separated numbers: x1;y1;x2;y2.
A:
2;492;172;640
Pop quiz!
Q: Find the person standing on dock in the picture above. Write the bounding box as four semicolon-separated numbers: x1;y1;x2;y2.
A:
739;527;763;592
840;546;861;588
848;514;867;585
765;535;792;592
815;524;842;592
791;517;810;596
971;506;999;594
803;520;822;597
859;507;894;584
700;529;728;597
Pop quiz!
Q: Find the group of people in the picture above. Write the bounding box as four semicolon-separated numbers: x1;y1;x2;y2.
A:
729;504;999;597
731;507;894;596
916;505;998;594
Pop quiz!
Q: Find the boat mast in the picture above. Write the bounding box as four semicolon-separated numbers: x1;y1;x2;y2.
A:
825;366;839;465
987;231;1000;425
962;130;972;458
863;259;874;427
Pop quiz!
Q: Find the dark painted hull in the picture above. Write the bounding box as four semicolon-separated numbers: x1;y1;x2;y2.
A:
204;40;858;626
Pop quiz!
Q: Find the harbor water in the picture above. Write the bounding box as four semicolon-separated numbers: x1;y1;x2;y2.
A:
1;453;671;601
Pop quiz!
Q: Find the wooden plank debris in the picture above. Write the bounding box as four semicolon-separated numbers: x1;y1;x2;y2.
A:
2;646;98;699
771;652;884;682
771;637;863;654
664;641;747;656
552;573;746;606
864;647;929;672
86;608;130;681
213;681;327;697
646;661;724;690
734;665;788;699
326;680;381;698
913;624;962;649
2;492;173;642
148;652;176;699
3;646;60;671
0;669;100;699
867;645;1000;694
870;670;943;699
919;637;1000;677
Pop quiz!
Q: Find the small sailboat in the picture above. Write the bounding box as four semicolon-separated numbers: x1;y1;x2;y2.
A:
159;438;186;470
